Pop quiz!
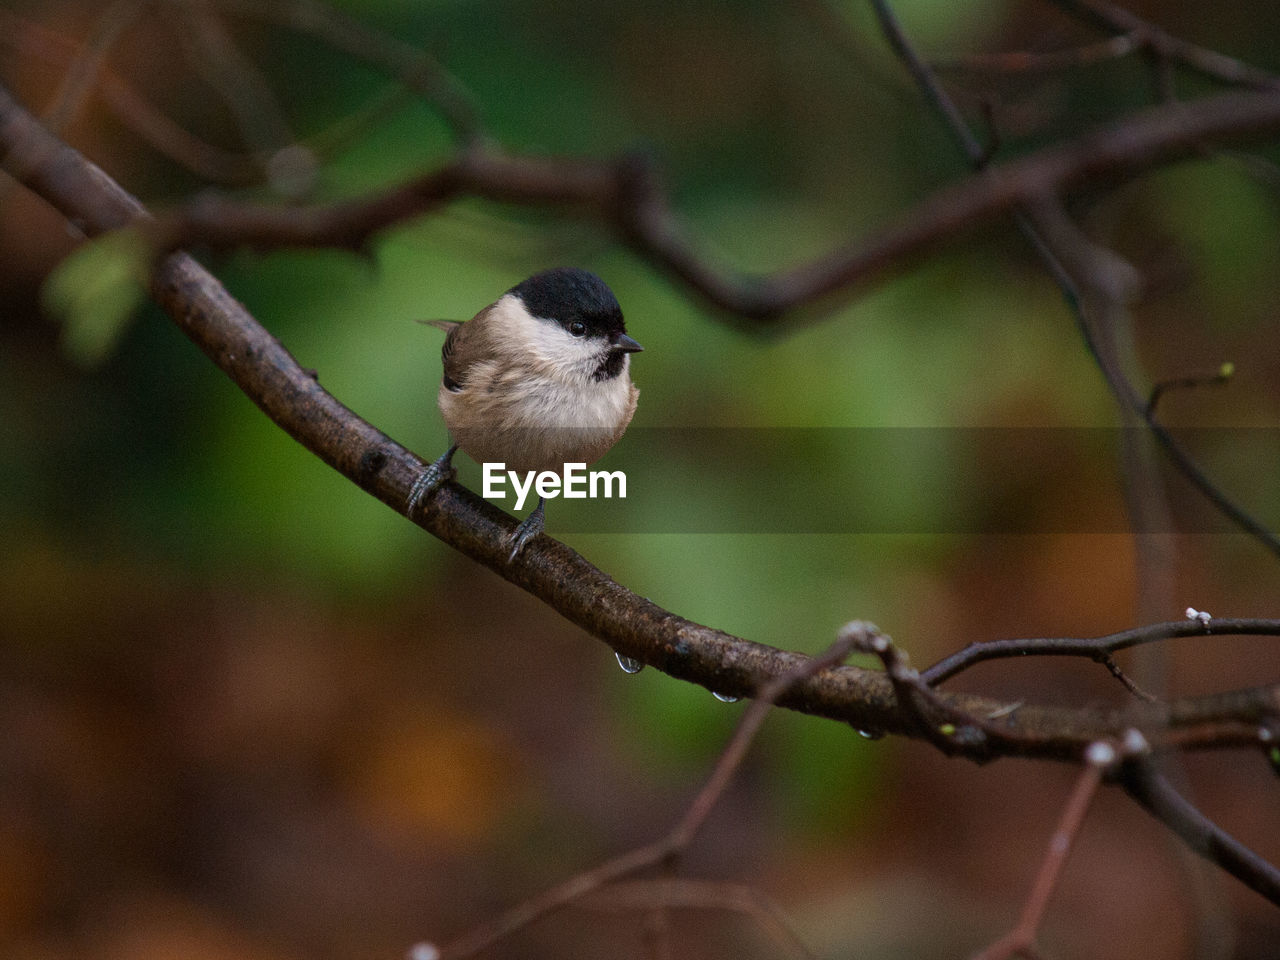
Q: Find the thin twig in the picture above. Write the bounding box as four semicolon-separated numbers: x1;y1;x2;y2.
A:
209;0;483;145
582;880;816;960
5;73;1280;902
1146;363;1234;417
162;0;298;156
668;633;860;849
971;744;1113;960
138;86;1280;326
1048;0;1280;91
1099;652;1159;702
931;34;1143;75
41;0;146;133
867;0;985;162
860;0;1280;562
922;617;1280;687
440;634;856;958
841;621;1003;757
1121;758;1280;904
0;9;263;183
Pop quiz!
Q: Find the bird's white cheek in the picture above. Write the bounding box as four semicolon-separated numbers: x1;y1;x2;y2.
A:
535;331;603;380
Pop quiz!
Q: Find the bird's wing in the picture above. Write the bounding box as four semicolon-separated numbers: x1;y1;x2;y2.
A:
421;316;478;391
423;318;462;364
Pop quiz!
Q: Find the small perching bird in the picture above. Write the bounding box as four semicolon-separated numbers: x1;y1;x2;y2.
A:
407;267;643;559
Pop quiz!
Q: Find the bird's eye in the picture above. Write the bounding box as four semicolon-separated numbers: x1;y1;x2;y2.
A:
568;321;586;337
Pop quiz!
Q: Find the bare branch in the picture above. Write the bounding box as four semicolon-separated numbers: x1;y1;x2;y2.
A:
842;622;1005;757
5;78;1278;757
439;634;855;958
859;0;1280;562
132;86;1280;324
922;617;1280;687
1099;652;1159;702
581;880;815;960
1048;0;1280;91
0;9;262;184
209;0;483;144
858;6;1280;913
4;62;1280;904
40;0;145;133
931;34;1143;75
162;0;298;158
1146;363;1235;417
971;744;1112;960
867;0;986;163
1121;759;1280;905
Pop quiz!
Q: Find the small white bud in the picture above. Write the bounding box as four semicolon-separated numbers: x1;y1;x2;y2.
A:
1085;741;1117;767
1122;728;1149;755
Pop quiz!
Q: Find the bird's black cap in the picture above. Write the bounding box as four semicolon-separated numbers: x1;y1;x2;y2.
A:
509;267;627;340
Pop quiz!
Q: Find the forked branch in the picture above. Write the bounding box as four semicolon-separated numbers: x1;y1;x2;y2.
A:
2;41;1279;908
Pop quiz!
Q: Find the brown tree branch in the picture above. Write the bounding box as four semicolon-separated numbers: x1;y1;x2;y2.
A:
858;0;1280;561
931;34;1144;76
162;0;298;158
0;9;263;184
1048;0;1280;91
39;0;145;134
210;0;483;145
4;73;1278;746
10;78;1280;759
1121;758;1280;905
971;744;1112;960
862;0;1280;919
4;77;1280;902
135;86;1280;323
922;617;1280;687
580;879;815;960
435;633;856;959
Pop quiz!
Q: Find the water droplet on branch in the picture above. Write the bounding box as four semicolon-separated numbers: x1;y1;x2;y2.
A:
615;652;644;674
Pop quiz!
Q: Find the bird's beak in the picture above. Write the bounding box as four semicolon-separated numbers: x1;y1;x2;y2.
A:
613;333;644;353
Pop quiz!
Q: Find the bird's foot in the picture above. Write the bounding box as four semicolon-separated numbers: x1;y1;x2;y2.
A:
507;499;546;561
407;445;458;517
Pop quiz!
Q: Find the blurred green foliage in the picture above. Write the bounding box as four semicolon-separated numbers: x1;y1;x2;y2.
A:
43;228;149;367
8;0;1280;844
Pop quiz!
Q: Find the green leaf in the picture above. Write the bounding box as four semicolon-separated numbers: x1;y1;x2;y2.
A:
42;229;149;368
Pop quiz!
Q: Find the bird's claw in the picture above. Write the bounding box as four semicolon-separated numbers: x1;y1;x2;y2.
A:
407;446;457;517
507;506;545;562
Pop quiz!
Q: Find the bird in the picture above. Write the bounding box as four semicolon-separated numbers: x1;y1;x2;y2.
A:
407;267;642;560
